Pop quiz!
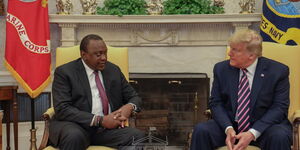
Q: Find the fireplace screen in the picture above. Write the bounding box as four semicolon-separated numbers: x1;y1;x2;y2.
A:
129;73;210;147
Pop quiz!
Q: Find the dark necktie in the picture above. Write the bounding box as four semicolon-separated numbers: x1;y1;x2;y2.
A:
236;69;251;133
94;71;109;115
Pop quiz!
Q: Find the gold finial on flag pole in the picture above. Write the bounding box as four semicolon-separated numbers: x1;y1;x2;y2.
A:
41;0;48;8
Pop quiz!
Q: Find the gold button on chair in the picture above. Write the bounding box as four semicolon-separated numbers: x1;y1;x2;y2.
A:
38;45;129;150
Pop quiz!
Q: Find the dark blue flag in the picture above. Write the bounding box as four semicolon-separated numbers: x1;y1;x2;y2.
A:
260;0;300;45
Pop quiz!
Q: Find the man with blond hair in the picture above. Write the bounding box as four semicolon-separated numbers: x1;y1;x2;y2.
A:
190;29;292;150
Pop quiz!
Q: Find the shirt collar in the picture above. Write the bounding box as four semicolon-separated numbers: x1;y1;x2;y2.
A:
81;59;95;77
245;58;258;76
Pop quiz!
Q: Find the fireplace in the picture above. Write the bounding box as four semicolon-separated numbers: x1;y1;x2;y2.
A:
129;73;209;147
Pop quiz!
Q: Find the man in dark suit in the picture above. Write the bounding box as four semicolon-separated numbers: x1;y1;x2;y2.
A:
49;34;145;150
190;29;292;150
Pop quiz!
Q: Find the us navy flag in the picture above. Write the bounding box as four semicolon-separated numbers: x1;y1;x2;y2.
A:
260;0;300;45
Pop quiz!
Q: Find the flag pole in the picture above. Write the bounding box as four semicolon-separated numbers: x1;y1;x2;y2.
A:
30;97;37;150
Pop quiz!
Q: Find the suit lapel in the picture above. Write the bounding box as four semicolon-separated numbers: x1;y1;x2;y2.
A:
250;57;266;112
76;59;93;109
229;65;240;114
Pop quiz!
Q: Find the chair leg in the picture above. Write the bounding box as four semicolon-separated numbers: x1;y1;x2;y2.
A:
38;115;51;150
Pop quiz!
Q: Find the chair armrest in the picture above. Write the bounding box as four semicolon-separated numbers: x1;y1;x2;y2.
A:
292;110;300;124
204;109;212;120
38;107;55;150
43;107;55;120
292;110;300;150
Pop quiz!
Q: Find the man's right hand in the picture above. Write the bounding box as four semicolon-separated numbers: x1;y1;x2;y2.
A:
226;128;236;150
101;110;126;129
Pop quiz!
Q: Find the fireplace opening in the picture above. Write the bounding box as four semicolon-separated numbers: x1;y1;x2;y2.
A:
129;73;210;147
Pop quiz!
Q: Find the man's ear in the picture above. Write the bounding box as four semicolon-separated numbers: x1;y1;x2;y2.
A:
80;50;86;59
248;53;257;61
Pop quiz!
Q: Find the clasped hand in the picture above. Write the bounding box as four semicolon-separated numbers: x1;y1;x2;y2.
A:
101;104;133;129
226;129;255;150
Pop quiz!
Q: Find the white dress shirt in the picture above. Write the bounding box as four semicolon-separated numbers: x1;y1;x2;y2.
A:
81;60;111;126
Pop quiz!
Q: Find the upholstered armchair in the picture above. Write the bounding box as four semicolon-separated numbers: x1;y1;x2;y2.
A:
204;42;300;150
38;45;129;150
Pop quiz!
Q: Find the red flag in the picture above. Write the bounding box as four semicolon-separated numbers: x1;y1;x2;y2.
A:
5;0;51;98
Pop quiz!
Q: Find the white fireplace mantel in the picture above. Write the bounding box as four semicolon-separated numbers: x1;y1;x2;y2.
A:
49;13;262;47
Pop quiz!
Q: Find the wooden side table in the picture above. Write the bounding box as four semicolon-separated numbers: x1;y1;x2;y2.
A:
0;86;18;150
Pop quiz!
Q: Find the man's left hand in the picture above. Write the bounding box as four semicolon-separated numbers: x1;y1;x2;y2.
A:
116;104;134;128
119;104;134;119
233;131;255;150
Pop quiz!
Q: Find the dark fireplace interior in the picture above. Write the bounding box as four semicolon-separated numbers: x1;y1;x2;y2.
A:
129;73;210;146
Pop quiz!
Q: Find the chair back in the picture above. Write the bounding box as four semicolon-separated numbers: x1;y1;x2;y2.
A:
56;45;129;80
226;42;300;120
262;42;300;120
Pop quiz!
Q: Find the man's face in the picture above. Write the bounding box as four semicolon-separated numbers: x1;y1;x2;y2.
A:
228;42;255;69
81;39;107;71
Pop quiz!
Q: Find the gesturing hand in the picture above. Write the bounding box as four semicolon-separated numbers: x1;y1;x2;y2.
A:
233;131;255;150
226;128;236;150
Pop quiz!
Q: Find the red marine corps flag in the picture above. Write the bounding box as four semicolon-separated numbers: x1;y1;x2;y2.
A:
5;0;51;98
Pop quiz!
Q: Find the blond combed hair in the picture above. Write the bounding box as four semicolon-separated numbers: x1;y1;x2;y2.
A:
228;29;263;57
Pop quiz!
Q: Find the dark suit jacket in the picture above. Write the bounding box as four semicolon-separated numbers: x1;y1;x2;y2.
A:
209;57;290;134
49;58;141;144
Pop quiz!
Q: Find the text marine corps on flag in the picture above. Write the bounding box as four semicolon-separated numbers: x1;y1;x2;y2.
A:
6;13;50;54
